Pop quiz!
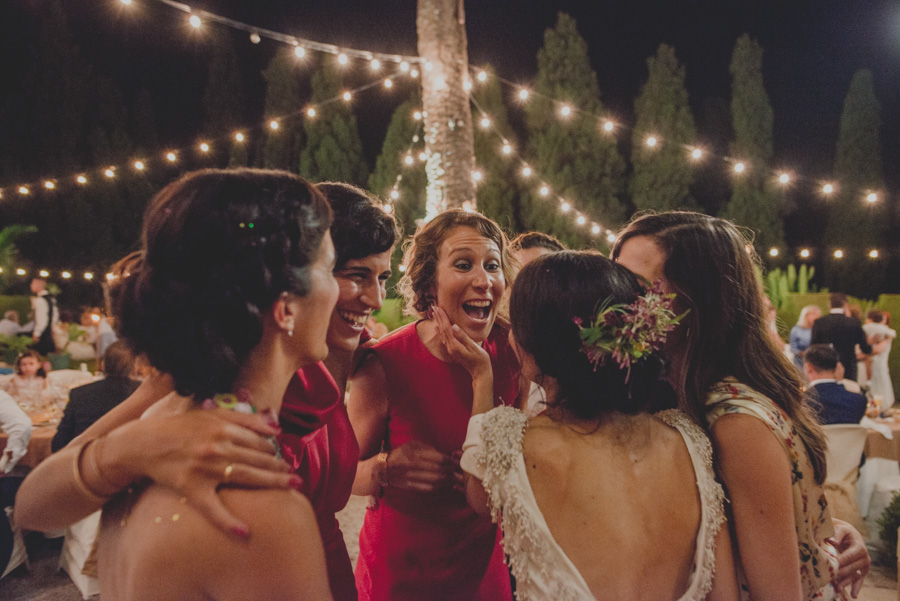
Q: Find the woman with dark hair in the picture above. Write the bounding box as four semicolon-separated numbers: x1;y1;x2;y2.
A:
279;182;399;601
16;180;399;599
454;251;737;600
349;209;522;600
50;169;337;599
612;211;869;600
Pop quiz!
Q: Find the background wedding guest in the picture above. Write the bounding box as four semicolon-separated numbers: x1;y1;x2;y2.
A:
0;311;26;338
29;277;58;355
862;309;895;411
790;304;822;369
51;341;140;452
0;388;32;577
804;344;867;425
508;231;564;267
2;350;48;409
812;293;871;382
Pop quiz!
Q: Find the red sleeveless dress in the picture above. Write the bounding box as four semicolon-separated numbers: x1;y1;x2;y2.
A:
354;322;518;601
279;362;359;601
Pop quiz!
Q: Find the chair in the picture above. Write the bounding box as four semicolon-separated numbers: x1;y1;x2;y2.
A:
0;506;28;580
59;511;100;599
822;424;869;537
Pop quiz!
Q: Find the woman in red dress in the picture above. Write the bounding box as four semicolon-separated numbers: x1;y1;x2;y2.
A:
278;182;399;601
349;209;522;601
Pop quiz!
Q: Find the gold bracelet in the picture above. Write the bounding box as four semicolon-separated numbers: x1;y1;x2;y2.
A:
73;441;112;504
375;451;390;488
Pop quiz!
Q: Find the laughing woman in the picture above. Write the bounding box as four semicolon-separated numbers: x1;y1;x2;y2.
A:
349;209;522;601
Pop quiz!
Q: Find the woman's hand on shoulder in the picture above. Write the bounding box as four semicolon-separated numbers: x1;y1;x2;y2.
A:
104;408;296;538
432;306;491;380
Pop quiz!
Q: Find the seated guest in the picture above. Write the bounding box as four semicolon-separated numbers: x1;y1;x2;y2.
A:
0;311;25;338
51;341;139;452
804;344;867;425
0;389;32;574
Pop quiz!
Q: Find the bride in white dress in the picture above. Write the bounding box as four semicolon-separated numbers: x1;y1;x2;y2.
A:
433;250;738;601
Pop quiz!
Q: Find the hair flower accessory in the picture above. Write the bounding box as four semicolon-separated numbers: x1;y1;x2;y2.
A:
574;281;684;381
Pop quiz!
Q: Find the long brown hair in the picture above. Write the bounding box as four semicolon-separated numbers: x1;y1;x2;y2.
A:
612;211;827;484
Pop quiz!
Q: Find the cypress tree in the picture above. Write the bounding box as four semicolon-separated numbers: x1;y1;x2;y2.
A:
261;49;303;171
720;35;782;250
299;61;367;185
629;44;696;212
472;66;521;232
826;69;885;297
202;32;247;167
524;13;626;248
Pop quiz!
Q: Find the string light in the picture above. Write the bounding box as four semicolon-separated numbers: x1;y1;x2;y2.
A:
822;183;834;195
800;249;811;258
472;170;483;182
61;271;71;279
559;104;572;118
591;225;601;235
645;136;658;148
389;190;399;200
104;168;115;178
44;181;55;190
343;91;352;101
867;192;878;203
294;46;306;59
518;89;530;101
870;250;879;259
501;143;512;155
166;152;177;162
18;186;28;195
576;215;586;225
39;270;49;277
413;111;423;121
84;273;94;280
833;250;844;259
134;161;145;170
418;151;428;162
189;15;201;29
690;148;703;160
778;172;791;185
560;202;571;212
400;61;409;72
250;32;261;45
269;120;280;130
338;53;349;65
463;80;473;91
521;166;532;177
15;269;25;275
76;175;87;184
404;155;414;165
539;186;549;196
120;0;132;5
602;120;615;133
479;117;491;129
370;59;381;71
383;78;393;89
733;162;746;174
477;71;488;82
606;233;617;243
199;142;210;153
234;132;245;142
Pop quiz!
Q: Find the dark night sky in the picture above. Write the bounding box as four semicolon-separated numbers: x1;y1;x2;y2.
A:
5;0;900;241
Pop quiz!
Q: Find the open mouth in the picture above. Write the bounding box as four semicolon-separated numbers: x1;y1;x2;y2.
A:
337;310;367;328
462;300;492;321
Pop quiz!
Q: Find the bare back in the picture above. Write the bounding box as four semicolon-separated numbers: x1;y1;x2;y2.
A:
523;412;702;600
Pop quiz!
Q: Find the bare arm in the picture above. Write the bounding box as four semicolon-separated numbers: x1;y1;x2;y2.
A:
16;373;293;535
348;348;457;496
708;515;739;601
712;414;803;601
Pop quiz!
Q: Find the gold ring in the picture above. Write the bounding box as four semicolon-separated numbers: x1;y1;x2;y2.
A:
223;464;234;483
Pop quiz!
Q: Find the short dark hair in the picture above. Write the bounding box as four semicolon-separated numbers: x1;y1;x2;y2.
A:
317;182;400;270
829;293;848;309
868;309;885;323
111;169;332;400
510;250;665;419
510;232;565;253
804;344;840;372
102;341;136;378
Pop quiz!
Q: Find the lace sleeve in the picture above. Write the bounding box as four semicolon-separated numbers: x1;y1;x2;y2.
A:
472;406;529;522
656;409;727;601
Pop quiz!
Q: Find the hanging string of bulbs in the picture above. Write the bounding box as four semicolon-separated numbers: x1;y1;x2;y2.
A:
5;0;891;263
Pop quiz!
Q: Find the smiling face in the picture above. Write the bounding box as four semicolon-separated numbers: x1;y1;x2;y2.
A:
327;247;393;352
432;226;505;343
290;233;339;366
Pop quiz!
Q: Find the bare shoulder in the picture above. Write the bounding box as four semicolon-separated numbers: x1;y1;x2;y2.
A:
137;488;329;601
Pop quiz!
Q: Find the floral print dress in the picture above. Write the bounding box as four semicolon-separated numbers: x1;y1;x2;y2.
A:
705;377;843;601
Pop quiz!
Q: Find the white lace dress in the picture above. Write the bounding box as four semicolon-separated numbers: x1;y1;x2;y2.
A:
460;406;726;601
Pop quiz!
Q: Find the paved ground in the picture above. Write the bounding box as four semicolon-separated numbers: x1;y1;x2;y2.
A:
3;493;897;599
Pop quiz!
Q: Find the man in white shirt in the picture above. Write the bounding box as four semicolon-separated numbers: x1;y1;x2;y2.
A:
30;278;59;355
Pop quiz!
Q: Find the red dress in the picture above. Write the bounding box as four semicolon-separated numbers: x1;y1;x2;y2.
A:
279;362;359;601
354;322;519;601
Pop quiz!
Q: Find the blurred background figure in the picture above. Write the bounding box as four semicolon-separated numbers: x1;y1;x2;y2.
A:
509;231;565;267
0;311;28;338
862;310;895;411
811;293;871;382
0;388;31;576
790;305;822;369
29;278;58;355
804;344;867;425
51;341;139;452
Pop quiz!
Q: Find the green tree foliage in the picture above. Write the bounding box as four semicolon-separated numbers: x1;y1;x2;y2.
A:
720;35;782;250
524;13;626;248
202;32;247;167
299;62;368;185
471;66;521;232
260;49;303;171
826;69;885;298
368;93;427;294
630;44;696;212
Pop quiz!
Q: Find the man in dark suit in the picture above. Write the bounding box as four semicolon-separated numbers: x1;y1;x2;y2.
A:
51;341;140;452
804;344;868;424
810;292;872;382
